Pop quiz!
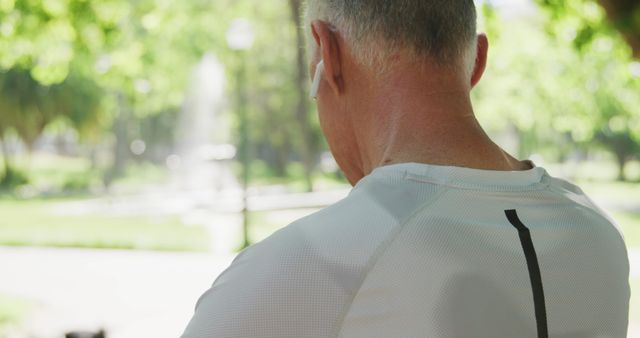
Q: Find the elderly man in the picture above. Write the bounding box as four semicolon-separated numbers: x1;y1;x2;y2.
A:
182;1;630;337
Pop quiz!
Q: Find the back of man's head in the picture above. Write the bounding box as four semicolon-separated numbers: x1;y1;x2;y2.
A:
305;0;478;68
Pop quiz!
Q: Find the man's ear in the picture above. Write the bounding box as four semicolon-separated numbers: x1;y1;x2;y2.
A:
470;33;489;88
310;20;343;96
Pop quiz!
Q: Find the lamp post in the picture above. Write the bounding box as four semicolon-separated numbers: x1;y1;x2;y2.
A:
227;19;255;249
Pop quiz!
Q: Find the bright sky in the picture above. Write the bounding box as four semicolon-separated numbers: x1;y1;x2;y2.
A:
477;0;538;18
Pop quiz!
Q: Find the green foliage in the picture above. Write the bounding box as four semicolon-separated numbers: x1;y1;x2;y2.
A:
1;152;175;196
474;2;640;175
245;160;346;192
535;0;613;52
3;0;636;189
0;68;104;145
0;168;28;190
0;0;324;189
13;153;92;194
61;170;97;194
536;0;640;57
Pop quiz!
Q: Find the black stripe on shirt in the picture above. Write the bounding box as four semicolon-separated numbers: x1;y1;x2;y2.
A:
505;209;549;338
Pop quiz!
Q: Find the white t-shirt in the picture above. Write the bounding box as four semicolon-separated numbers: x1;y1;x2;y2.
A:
182;163;630;338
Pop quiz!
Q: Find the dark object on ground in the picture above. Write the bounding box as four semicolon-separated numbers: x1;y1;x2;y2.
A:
65;329;106;338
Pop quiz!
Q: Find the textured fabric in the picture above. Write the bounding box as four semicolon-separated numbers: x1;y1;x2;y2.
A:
181;163;630;338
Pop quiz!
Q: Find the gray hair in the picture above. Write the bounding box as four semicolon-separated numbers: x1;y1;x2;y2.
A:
305;0;478;71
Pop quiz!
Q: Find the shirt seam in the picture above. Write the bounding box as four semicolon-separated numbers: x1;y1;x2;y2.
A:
330;186;450;337
377;172;549;192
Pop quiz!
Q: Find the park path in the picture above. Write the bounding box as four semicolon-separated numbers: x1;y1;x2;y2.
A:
0;247;235;338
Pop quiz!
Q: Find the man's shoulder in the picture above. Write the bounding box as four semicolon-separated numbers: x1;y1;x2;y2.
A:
182;188;404;338
545;174;625;240
245;185;400;267
546;175;606;215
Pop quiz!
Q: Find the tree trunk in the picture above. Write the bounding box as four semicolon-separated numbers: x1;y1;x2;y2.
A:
90;143;99;170
273;139;290;177
289;0;319;192
0;133;12;177
615;152;628;182
105;93;130;186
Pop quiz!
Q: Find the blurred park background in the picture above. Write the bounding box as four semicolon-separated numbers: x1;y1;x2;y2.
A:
0;0;639;337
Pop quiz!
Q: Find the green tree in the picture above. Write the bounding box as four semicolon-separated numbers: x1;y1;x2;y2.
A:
536;0;640;58
533;0;640;180
475;2;640;180
289;0;322;191
0;0;329;189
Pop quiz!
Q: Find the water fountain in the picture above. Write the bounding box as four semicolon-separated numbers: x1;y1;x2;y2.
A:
173;53;238;193
171;53;243;253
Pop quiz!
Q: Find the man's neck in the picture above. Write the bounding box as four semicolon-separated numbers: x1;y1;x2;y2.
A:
375;110;529;173
352;77;529;180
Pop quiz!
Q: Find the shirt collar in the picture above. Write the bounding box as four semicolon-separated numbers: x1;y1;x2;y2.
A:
367;161;547;189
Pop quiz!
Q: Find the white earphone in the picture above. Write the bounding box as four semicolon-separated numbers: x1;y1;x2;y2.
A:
310;60;325;99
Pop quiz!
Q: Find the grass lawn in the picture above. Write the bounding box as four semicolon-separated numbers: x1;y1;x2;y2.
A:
614;212;640;248
576;179;640;247
231;159;349;192
0;294;32;335
579;180;640;210
248;209;319;243
0;199;209;252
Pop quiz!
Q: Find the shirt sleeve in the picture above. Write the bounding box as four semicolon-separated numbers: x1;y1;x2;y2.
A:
180;225;351;338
